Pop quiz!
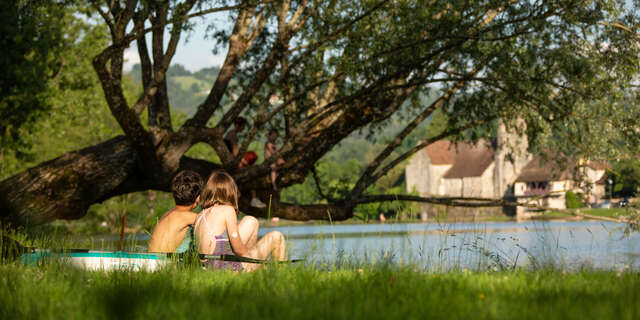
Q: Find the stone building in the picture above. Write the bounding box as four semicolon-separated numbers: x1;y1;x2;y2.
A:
405;124;608;218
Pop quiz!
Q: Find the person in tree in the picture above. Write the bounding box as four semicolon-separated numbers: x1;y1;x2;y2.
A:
264;129;286;191
148;170;203;253
194;170;287;271
224;117;266;208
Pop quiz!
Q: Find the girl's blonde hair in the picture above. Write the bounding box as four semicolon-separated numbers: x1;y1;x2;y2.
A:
200;170;239;210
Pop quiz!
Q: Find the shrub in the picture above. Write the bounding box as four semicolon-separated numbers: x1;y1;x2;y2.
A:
565;191;584;209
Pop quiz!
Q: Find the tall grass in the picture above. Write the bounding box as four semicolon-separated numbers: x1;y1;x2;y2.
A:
2;222;640;319
0;262;639;319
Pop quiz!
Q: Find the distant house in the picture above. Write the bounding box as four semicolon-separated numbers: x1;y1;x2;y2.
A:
405;123;609;218
513;156;608;215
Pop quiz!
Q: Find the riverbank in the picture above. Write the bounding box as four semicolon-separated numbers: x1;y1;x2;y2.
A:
262;207;637;226
37;207;636;235
1;263;638;319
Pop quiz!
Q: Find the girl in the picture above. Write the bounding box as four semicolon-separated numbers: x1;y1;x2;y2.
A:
194;171;287;271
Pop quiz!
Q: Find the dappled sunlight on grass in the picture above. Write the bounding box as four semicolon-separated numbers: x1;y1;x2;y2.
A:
0;262;639;319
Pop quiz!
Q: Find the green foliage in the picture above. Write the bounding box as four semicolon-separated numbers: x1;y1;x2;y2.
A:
0;9;169;233
611;160;640;197
0;11;123;179
0;0;68;150
5;0;640;227
565;191;585;209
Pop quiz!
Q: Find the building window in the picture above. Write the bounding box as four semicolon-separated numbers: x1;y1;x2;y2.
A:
524;181;550;196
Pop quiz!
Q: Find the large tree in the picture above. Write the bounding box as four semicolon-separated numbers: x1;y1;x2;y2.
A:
1;0;639;226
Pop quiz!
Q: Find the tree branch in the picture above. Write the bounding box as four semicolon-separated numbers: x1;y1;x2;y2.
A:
183;4;257;128
310;165;336;203
350;82;467;198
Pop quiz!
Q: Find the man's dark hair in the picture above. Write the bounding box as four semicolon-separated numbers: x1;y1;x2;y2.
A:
171;170;203;206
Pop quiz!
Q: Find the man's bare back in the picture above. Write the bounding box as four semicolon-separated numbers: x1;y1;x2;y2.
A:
148;208;197;253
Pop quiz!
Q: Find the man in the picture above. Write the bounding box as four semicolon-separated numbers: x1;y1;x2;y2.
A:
148;170;203;253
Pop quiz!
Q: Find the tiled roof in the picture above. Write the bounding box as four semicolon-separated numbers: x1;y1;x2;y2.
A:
515;156;611;183
515;155;574;182
424;140;457;165
442;141;495;178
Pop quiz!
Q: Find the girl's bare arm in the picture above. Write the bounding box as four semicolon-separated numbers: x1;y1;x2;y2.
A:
224;209;249;256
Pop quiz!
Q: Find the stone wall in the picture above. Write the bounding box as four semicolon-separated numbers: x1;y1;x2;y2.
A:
493;121;531;198
431;164;452;195
405;149;429;194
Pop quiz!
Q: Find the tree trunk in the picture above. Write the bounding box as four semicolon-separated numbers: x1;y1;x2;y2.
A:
0;136;352;227
0;136;139;226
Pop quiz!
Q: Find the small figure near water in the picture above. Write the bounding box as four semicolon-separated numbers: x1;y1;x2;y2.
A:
195;171;287;271
148;170;203;253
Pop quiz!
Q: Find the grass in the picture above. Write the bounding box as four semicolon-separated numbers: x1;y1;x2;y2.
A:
540;208;634;219
582;208;632;217
0;262;638;319
540;211;574;218
3;216;639;319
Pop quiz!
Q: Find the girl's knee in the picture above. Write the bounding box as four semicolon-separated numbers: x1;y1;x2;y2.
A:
267;231;285;243
242;215;259;228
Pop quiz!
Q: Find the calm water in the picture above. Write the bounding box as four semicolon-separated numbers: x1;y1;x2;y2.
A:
259;220;640;271
88;220;640;271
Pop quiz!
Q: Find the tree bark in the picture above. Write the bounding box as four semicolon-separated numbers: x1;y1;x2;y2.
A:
0;136;138;226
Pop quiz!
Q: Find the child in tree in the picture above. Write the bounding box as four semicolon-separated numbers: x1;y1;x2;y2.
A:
264;129;286;191
148;170;203;253
224;117;265;208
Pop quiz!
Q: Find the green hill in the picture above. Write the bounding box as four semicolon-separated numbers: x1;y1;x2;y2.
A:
127;64;219;116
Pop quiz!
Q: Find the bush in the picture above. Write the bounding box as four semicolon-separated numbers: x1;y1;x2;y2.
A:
565;191;584;209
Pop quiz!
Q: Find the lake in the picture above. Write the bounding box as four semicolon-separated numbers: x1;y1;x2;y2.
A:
85;220;640;271
260;220;640;271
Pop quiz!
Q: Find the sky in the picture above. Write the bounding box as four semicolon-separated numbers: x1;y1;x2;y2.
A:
123;13;230;72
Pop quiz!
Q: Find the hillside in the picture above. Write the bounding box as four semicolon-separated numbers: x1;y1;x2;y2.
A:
127;64;220;116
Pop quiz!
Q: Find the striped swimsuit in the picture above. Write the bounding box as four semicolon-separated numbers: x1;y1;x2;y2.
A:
194;211;243;271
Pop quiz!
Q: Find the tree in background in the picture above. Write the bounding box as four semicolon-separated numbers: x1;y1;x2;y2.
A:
1;0;640;227
611;160;640;197
0;0;67;152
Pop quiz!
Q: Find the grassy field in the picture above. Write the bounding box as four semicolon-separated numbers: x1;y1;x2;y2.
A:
1;261;638;320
